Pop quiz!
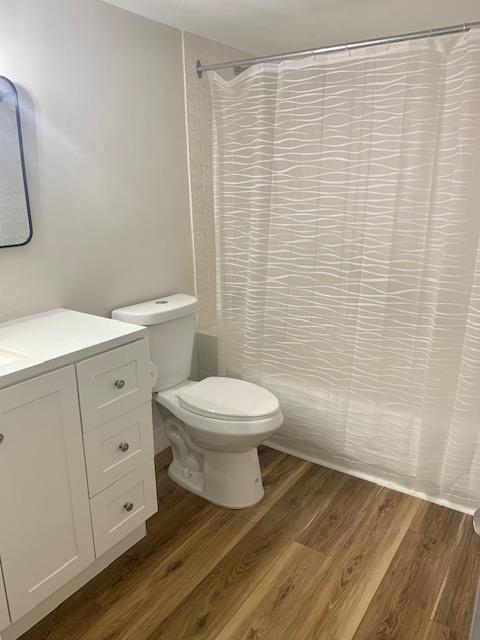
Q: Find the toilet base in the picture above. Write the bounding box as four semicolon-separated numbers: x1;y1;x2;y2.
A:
168;447;265;509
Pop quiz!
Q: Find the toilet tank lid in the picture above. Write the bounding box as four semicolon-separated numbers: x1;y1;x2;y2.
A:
112;294;198;325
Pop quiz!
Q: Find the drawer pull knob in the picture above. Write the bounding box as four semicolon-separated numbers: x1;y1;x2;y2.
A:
118;442;130;453
123;502;134;512
0;434;4;444
114;379;126;390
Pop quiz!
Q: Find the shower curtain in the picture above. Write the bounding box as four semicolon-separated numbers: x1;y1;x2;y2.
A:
209;31;480;512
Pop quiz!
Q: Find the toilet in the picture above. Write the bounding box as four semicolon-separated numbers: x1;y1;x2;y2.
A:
112;294;283;508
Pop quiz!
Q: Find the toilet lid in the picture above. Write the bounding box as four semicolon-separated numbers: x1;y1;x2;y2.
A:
177;377;280;420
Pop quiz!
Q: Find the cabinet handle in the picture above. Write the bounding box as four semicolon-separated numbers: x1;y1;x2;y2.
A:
118;442;130;453
114;379;126;390
0;433;4;444
123;502;134;512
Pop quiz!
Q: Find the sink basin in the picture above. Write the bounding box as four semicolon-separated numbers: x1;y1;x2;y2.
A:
0;348;24;366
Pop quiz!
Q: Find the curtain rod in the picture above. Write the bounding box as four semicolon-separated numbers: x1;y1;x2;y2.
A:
196;21;480;78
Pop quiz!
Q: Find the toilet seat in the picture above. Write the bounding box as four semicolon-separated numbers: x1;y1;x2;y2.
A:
177;376;280;421
155;379;283;447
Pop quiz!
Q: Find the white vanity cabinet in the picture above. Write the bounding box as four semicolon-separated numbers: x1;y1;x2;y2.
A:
0;366;94;621
0;309;157;639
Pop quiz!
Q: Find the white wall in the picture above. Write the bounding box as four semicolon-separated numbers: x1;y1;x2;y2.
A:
0;0;194;323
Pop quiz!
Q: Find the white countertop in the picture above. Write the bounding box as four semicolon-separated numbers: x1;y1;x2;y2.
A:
0;309;146;389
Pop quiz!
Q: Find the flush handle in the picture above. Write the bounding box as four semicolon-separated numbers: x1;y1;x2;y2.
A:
114;379;126;390
123;502;134;512
118;442;130;453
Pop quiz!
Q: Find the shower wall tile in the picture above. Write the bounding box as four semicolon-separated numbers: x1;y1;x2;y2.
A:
183;32;251;336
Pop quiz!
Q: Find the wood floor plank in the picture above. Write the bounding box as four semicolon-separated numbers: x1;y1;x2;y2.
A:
352;531;454;638
432;513;480;638
352;502;474;640
352;534;444;639
410;501;463;544
423;621;459;640
292;487;421;640
19;451;480;640
91;454;308;640
214;542;333;640
100;511;255;640
24;507;253;640
257;445;285;472
154;445;173;471
238;453;312;523
297;475;381;555
143;464;347;640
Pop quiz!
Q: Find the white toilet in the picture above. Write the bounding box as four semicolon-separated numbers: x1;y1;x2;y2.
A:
112;294;283;508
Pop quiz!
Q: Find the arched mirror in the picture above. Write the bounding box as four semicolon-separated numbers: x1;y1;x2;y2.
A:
0;76;32;248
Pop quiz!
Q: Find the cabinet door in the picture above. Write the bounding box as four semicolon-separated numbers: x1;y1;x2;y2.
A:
0;366;94;622
0;563;10;631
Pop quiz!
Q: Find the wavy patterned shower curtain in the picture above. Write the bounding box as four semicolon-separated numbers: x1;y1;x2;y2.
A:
210;31;480;512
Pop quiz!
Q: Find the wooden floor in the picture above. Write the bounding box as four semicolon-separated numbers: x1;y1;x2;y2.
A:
22;447;480;640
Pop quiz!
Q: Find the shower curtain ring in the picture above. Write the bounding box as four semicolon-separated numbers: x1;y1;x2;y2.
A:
386;35;391;51
463;23;469;40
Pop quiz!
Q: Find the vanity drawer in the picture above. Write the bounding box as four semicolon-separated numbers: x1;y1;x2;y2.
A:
90;463;157;557
77;339;151;430
83;403;154;497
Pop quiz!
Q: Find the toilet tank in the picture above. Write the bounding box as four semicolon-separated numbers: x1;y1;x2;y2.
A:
112;294;198;392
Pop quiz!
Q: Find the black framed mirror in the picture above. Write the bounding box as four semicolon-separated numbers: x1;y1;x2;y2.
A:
0;76;32;248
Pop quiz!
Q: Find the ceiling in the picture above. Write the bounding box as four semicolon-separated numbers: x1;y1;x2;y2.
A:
103;0;480;56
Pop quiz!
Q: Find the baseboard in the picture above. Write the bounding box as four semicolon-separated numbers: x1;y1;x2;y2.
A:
265;440;474;516
0;525;146;640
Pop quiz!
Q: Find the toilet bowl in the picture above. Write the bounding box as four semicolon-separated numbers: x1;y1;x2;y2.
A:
156;377;283;508
112;294;283;508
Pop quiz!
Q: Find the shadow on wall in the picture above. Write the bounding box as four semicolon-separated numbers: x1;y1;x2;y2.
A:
197;331;218;380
